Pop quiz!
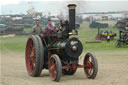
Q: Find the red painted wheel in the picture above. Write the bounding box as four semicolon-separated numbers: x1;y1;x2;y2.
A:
25;35;43;77
84;53;98;79
49;54;62;82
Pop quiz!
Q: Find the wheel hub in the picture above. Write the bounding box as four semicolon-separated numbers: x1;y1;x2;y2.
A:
87;62;93;69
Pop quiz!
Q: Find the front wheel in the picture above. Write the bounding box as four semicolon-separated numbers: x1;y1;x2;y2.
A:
83;53;98;79
49;54;62;82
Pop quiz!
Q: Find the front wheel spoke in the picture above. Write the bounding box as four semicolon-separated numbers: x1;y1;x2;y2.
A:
87;63;90;69
86;69;90;76
86;57;89;61
87;61;93;69
90;62;93;68
89;57;92;61
88;59;92;63
89;69;93;76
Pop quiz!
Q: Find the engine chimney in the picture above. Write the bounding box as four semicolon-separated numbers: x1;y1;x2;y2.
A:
68;4;77;32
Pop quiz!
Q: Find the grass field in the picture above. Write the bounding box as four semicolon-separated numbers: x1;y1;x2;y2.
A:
0;21;128;53
0;35;28;52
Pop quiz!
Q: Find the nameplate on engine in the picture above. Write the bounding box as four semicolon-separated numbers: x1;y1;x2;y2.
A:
71;41;78;45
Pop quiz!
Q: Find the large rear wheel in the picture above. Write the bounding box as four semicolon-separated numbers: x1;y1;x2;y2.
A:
25;35;43;77
83;53;98;79
35;35;44;69
49;54;62;82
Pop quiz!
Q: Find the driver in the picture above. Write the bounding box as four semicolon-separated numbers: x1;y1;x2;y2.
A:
46;19;54;32
45;19;55;44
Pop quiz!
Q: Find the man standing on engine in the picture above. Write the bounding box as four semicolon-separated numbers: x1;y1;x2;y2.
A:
32;19;43;35
45;19;55;44
46;19;54;32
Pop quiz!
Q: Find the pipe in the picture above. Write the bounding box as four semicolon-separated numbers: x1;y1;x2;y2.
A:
68;4;77;32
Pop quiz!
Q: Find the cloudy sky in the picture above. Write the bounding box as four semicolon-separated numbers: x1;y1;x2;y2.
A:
0;0;128;15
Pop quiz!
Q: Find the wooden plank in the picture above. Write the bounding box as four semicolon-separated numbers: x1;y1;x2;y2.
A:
86;40;102;44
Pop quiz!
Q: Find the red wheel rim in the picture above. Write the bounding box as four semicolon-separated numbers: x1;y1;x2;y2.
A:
84;55;94;77
49;57;57;80
26;38;36;74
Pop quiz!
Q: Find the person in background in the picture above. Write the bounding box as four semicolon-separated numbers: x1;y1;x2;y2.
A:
32;19;43;35
107;34;110;42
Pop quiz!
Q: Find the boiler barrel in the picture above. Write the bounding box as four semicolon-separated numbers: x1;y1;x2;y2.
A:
51;38;83;59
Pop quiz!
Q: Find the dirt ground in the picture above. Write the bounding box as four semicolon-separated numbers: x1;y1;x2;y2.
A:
1;50;128;85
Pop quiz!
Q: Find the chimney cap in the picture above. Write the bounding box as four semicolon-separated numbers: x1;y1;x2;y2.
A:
68;4;77;9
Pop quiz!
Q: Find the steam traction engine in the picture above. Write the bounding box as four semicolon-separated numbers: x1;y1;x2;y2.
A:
116;18;128;47
25;4;98;82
